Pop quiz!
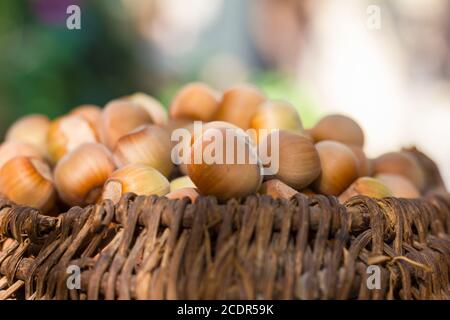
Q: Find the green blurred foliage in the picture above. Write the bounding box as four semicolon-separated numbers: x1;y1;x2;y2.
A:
253;72;320;128
0;0;141;137
0;1;318;139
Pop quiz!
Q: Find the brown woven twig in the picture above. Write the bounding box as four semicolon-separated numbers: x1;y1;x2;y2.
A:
0;193;449;300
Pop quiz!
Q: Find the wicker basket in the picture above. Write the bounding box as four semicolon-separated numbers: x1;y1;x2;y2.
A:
0;146;449;300
0;191;449;300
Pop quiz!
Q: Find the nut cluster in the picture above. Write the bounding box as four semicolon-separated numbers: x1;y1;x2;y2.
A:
0;83;430;215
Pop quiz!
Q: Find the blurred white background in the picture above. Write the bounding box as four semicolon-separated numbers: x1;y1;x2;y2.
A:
122;0;450;187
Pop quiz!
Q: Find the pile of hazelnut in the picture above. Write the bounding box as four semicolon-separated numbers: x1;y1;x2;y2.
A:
0;83;425;216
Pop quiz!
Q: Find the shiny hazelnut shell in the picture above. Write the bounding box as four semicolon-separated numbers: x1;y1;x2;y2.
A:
169;83;220;122
215;84;266;129
312;140;359;195
187;127;262;200
259;130;321;190
99;100;153;150
311;114;365;147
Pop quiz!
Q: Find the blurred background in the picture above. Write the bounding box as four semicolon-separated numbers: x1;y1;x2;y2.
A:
0;0;449;187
